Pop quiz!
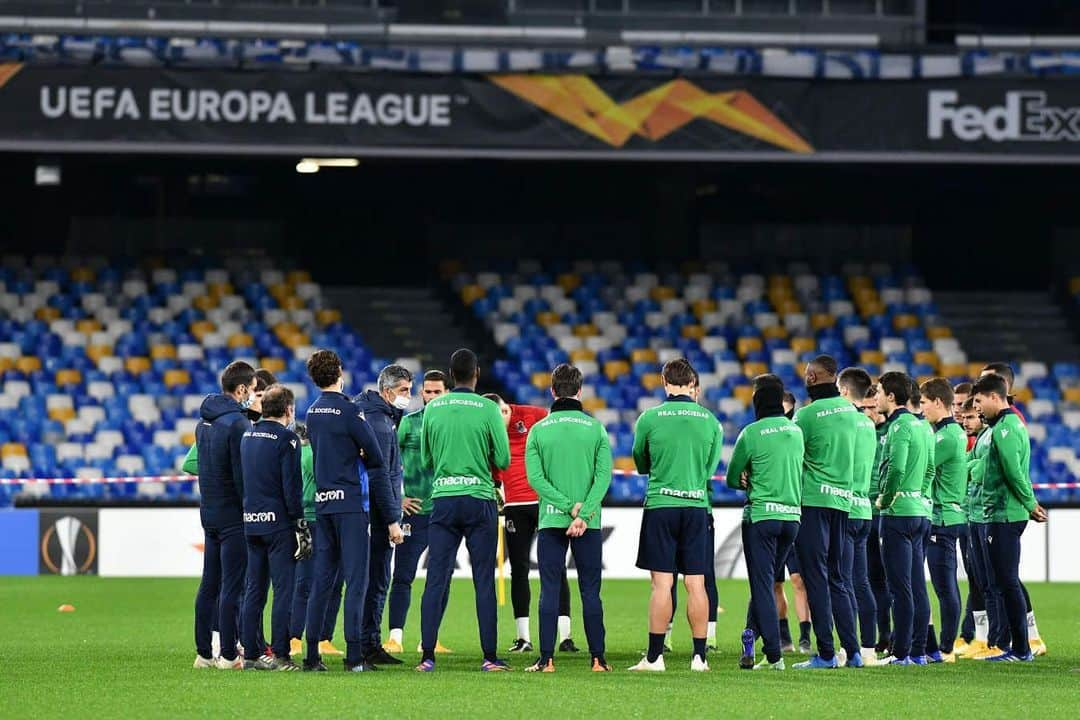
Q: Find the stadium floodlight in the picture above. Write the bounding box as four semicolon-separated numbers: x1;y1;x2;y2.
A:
295;159;320;174
35;164;61;186
296;158;359;173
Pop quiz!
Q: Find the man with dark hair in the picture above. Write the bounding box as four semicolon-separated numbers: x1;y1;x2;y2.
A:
775;377;809;654
629;358;722;672
354;364;413;665
791;356;861;669
303;349;403;673
240;385;310;671
836;367;879;666
523;363;613;673
193;360;256;670
731;374;804;671
483;391;575;655
385;370;452;655
971;374;1047;662
875;371;932;665
979;364;1027;425
920;378;966;662
953;382;973;420
861;385;893;653
417;348;511;672
956;397;991;657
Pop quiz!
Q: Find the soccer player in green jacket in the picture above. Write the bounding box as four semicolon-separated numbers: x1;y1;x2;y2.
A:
727;374;804;671
970;373;1047;662
523;363;613;673
919;378;967;662
863;386;893;654
629;358;722;673
416;349;511;672
791;355;861;670
874;371;932;665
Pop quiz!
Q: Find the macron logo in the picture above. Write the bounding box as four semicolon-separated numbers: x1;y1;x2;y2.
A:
315;489;345;502
244;511;276;523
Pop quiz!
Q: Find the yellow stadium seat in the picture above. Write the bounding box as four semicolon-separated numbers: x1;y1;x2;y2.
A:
55;369;82;386
735;337;763;358
691;299;717;319
150;344;177;360
763;325;788;340
286;270;312;285
76;319;102;334
780;299;802;315
316;309;342;326
557;273;582;293
1013;387;1034;404
1070;276;1080;295
1;442;28;459
71;267;95;283
916;375;935;387
570;349;596;363
86;345;113;365
743;362;768;379
926;326;953;339
536;312;560;327
940;363;967;378
768;288;793;306
641;373;664;392
811;313;835;330
35;306;60;322
631;349;658;364
613;456;638;473
604;360;630;382
190;321;215;341
914;351;939;368
269;282;293;301
574;324;599;338
859;302;886;319
16;356;41;374
48;407;76;422
193;295;219;311
281;296;305;310
650;286;676;301
259;357;286;374
208;282;234;297
0;357;13;375
1064;388;1080;405
733;386;754;406
531;371;550;390
125;357;151;375
681;325;705;340
791;337;816;355
768;274;793;289
893;314;919;330
460;284;486;305
848;276;872;290
860;350;886;366
282;332;311;350
582;398;607;413
181;432;196;446
164;369;192;388
228;333;254;349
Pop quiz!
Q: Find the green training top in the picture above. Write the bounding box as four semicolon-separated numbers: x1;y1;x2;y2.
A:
182;442;198;475
300;443;315;522
917;416;936;520
850;410;878;521
967;427;992;524
981;410;1037;523
398;407;434;515
869;422;888;513
524;403;613;530
726;415;804;523
632;396;723;510
877;409;931;516
421;389;510;501
931;418;967;527
793;394;859;512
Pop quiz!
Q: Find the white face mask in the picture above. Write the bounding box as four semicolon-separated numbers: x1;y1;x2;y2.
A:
392;395;411;411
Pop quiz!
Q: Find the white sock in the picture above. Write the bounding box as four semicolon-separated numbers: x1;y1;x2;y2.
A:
706;621;716;640
389;628;403;644
515;617;530;642
211;630;221;658
558;615;571;642
1027;611;1040;640
974;611;988;642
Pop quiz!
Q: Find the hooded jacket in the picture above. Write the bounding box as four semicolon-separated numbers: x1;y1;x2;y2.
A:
195;394;252;530
354;389;404;524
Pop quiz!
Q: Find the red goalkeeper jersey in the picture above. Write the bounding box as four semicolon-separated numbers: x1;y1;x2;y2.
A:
494;404;548;505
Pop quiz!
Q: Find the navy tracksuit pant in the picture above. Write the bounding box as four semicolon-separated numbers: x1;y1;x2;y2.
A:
926;524;962;654
987;520;1030;656
289;529;343;641
842;518;877;649
195;523;246;661
361;519;393;653
794;506;859;661
958;523;980;642
537;528;605;661
305;512;370;666
745;519;799;664
881;515;931;659
420;496;498;660
388;514;451;631
970;523;1007;648
867;515;891;644
242;528;297;660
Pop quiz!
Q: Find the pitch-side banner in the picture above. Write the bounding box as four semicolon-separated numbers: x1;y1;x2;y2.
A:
3;64;1080;160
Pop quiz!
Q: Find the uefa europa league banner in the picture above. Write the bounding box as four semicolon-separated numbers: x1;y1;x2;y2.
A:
1;63;1080;159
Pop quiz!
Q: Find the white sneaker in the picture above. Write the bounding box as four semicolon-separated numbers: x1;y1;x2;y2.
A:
860;648;880;667
690;655;710;672
215;656;244;670
193;654;215;669
628;655;666;672
836;648;847;666
211;631;221;659
753;657;785;670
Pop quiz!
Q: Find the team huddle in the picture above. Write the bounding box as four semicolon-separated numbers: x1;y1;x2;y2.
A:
188;344;1047;673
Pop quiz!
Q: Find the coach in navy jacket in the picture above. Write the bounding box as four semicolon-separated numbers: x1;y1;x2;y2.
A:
193;361;256;668
354;366;411;663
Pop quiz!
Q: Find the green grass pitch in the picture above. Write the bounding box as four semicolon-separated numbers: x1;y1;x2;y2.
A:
4;577;1079;719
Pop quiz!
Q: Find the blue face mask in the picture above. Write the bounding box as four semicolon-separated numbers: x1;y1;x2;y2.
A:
287;420;296;432
239;394;253;410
